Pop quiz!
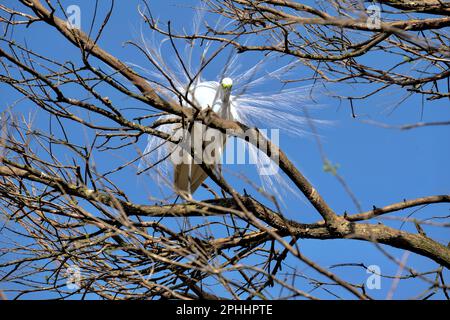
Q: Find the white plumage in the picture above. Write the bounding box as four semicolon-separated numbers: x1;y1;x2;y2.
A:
136;7;324;199
170;78;234;195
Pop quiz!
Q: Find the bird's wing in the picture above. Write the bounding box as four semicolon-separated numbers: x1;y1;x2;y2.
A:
230;85;325;199
173;121;228;195
232;86;321;136
138;116;177;193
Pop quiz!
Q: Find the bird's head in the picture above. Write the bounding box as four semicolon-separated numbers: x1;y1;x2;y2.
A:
221;77;233;90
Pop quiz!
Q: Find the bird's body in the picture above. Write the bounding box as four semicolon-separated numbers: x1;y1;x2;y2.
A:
170;78;234;195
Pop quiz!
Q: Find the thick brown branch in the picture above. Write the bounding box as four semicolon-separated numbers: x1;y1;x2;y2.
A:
347;195;450;222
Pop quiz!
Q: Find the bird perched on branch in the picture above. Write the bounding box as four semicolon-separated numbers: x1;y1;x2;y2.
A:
136;7;324;199
170;77;234;195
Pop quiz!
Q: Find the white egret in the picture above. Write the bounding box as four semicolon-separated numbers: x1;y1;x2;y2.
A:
138;63;320;199
136;7;324;199
170;77;234;194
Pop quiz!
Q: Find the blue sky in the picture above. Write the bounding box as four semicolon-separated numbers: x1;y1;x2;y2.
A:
0;0;449;300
